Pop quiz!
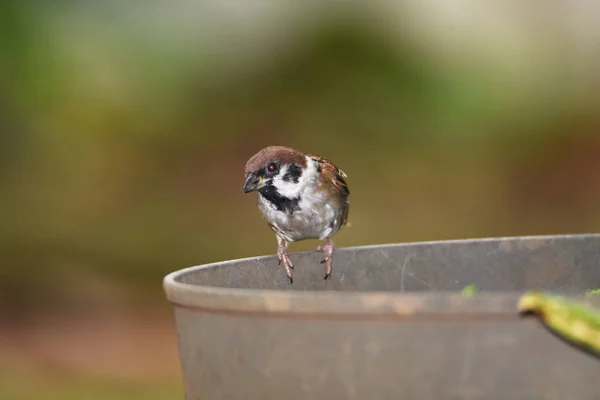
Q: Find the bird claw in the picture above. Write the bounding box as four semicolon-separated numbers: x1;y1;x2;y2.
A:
278;257;294;269
322;259;332;280
277;243;294;283
277;240;334;283
318;241;335;280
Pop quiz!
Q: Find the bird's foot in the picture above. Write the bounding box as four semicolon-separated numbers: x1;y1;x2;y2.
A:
317;239;335;280
277;243;294;284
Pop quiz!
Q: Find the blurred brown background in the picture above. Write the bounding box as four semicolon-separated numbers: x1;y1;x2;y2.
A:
2;1;600;399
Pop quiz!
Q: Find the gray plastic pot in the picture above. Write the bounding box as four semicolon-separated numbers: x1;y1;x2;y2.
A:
163;234;600;400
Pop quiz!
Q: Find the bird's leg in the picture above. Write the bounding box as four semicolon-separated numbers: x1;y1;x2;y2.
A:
317;238;335;280
276;236;294;284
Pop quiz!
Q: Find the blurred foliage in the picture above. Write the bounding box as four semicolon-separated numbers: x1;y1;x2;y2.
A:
2;2;600;399
0;370;182;400
1;1;600;313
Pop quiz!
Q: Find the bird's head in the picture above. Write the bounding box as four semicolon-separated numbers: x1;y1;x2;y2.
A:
243;145;307;196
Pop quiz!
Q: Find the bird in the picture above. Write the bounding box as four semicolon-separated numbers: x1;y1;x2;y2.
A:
243;145;350;283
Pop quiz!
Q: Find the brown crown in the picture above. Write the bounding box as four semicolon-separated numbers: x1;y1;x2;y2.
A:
244;146;307;174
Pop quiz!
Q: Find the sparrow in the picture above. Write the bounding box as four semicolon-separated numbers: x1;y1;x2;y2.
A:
243;145;350;283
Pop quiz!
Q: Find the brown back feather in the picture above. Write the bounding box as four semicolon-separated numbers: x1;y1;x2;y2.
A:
308;154;350;198
310;154;351;227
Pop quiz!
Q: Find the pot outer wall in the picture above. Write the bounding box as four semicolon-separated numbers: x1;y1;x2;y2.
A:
165;235;600;400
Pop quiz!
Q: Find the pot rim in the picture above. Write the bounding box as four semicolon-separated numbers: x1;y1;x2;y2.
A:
163;234;600;319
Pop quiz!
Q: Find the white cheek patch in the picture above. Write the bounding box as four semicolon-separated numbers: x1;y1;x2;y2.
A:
272;156;318;199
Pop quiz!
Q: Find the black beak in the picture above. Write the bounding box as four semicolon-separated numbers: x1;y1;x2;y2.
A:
243;174;261;193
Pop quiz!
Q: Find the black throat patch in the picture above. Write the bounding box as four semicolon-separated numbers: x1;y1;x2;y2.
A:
259;183;300;214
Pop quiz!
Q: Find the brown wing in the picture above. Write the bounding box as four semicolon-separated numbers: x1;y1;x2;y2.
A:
308;154;351;227
308;154;350;198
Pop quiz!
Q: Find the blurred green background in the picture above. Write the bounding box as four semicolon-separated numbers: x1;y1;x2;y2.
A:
2;1;600;399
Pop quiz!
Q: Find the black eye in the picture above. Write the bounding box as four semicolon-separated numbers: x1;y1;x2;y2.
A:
266;162;277;173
